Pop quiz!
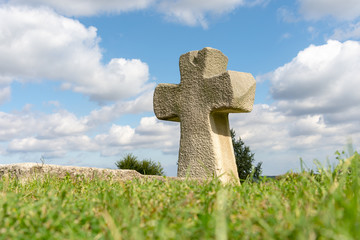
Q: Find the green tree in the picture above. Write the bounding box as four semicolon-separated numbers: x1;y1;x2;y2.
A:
231;129;262;180
115;153;164;176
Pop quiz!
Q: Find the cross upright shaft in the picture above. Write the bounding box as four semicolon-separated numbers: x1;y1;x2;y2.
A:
153;47;256;183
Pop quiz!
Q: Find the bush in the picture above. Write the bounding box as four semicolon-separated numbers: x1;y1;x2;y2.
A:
231;129;262;180
115;154;164;176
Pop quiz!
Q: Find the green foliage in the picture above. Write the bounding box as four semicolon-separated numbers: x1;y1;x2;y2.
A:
115;153;164;176
0;152;359;239
115;153;139;170
231;129;262;180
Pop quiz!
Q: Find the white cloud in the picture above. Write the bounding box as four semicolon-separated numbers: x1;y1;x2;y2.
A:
0;5;153;102
229;104;353;175
67;58;152;102
268;40;360;117
85;91;154;127
0;110;87;141
231;104;344;152
0;112;35;141
0;91;161;158
2;0;154;16
95;117;179;156
157;0;244;28
277;7;299;23
1;0;268;28
2;108;99;158
8;135;98;158
95;125;135;147
238;40;360;173
157;0;266;28
37;111;89;139
0;86;10;104
299;0;360;20
331;22;360;40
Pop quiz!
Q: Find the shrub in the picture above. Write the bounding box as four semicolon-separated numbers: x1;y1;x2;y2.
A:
115;154;139;170
115;154;164;176
231;129;262;181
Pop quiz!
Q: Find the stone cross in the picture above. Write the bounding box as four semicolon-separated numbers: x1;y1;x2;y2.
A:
153;47;256;183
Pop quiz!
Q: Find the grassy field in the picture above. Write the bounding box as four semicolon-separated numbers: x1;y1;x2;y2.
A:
0;153;359;240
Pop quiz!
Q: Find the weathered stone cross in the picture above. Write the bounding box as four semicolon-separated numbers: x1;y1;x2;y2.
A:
153;47;256;183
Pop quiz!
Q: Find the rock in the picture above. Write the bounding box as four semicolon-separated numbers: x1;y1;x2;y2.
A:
0;163;176;182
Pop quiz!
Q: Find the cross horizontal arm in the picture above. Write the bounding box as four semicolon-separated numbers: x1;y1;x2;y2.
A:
153;83;180;122
226;70;256;112
204;70;256;113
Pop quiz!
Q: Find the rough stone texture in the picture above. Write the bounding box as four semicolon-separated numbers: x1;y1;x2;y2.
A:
153;47;256;183
0;163;179;183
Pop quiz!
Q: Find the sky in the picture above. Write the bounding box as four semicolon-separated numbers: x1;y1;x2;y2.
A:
0;0;360;176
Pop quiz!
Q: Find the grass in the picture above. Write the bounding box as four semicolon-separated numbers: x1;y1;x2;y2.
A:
0;153;359;239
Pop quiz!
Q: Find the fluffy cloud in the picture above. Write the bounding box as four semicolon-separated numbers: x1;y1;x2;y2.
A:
157;0;245;28
0;107;97;158
268;40;360;117
1;0;154;16
157;0;267;28
235;40;360;173
229;103;355;175
331;22;360;40
95;117;179;156
0;110;87;141
0;0;267;28
299;0;360;20
230;105;345;153
7;135;97;158
0;5;152;102
0;86;10;104
85;90;154;127
291;1;360;42
0;91;169;158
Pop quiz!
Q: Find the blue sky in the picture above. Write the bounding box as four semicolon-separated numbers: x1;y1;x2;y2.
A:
1;0;360;176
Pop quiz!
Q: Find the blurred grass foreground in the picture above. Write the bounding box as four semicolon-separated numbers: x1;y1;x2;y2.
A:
0;152;359;239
